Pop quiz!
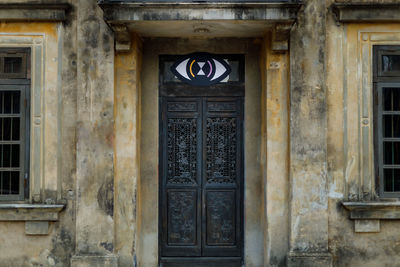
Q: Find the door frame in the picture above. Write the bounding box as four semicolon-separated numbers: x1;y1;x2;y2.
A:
158;55;245;265
137;38;265;267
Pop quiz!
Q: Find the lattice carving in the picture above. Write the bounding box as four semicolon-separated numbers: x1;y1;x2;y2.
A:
168;191;196;245
206;117;237;184
167;118;197;185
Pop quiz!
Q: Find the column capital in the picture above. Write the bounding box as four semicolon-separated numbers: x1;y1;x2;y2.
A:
272;22;293;53
110;23;131;52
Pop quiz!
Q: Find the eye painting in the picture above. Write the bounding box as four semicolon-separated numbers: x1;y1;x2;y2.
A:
170;52;231;86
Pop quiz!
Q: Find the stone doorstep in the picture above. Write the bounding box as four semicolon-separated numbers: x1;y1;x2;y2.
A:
0;203;65;235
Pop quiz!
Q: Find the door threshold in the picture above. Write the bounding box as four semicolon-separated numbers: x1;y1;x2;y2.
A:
160;257;242;267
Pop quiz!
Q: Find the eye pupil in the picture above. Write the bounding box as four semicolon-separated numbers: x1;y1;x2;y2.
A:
197;62;206;75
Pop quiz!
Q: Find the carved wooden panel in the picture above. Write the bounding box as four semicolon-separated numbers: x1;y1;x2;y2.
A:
167;118;197;185
206;191;236;245
167;190;197;245
160;96;242;259
168;102;197;112
207;101;237;112
206;117;237;184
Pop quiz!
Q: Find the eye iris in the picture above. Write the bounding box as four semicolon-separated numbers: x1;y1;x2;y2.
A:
190;60;198;78
207;60;213;78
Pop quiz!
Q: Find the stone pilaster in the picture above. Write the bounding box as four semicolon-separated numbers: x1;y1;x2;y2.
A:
261;35;290;266
71;0;117;266
114;34;142;266
288;0;332;266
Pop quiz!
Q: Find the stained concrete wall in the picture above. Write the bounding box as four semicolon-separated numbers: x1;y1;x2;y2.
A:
326;1;400;267
287;1;400;266
0;4;77;267
73;0;116;264
288;1;331;265
0;0;117;265
326;19;400;267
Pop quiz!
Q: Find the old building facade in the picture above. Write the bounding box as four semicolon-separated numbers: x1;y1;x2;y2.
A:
0;0;400;266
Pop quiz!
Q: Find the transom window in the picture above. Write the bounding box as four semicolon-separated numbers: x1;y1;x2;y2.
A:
0;48;30;201
374;45;400;197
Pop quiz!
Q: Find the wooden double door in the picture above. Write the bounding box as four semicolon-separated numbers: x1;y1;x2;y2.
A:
159;96;243;266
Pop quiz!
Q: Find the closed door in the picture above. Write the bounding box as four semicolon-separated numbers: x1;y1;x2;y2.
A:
159;96;243;261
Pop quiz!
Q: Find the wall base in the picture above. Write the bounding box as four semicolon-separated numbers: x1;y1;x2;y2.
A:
287;252;332;267
71;255;118;267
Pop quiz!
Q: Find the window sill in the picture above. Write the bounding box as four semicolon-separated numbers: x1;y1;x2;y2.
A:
0;204;65;235
342;201;400;233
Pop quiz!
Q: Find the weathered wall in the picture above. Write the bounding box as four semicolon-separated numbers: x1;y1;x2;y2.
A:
335;0;400;3
286;1;400;267
72;0;116;265
326;19;400;267
288;0;332;265
0;3;77;266
2;0;400;266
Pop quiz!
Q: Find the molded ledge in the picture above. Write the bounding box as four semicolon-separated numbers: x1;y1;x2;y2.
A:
0;204;65;221
343;201;400;233
0;3;70;21
342;201;400;219
332;3;400;23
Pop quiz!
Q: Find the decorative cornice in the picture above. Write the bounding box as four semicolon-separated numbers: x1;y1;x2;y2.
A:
332;3;400;23
99;2;301;51
0;3;71;21
100;2;301;22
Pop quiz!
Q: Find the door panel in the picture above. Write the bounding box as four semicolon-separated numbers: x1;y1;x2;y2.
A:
202;97;242;257
160;96;243;259
167;190;198;246
161;97;202;256
205;190;236;246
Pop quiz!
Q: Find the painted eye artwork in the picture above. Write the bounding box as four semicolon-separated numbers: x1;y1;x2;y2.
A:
171;52;231;86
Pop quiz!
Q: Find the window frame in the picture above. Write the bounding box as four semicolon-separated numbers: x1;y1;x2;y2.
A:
373;45;400;198
0;48;30;201
376;46;400;78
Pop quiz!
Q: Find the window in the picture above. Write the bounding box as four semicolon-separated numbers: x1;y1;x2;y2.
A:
374;45;400;197
0;48;30;201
